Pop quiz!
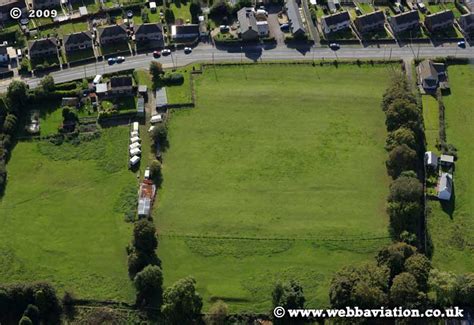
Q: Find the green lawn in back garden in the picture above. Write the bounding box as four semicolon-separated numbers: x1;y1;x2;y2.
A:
427;64;474;274
0;127;136;301
154;63;394;312
422;95;439;152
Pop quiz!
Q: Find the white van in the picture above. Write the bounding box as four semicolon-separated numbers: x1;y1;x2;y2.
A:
130;147;142;157
129;155;140;167
93;75;102;84
16;49;22;59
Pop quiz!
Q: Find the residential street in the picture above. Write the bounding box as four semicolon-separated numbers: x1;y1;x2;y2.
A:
1;43;473;92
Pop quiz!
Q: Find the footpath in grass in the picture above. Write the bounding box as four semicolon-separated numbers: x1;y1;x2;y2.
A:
155;64;392;312
428;64;474;274
0;127;136;302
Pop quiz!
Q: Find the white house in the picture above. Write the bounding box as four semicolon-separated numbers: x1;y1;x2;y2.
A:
425;151;438;169
437;172;453;201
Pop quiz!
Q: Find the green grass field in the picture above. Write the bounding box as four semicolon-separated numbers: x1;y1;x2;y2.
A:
0;127;136;301
422;95;439;152
428;64;474;274
155;64;392;312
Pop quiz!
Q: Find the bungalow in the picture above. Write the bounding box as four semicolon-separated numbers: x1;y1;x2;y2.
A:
417;60;447;91
109;76;133;96
459;13;474;34
424;10;454;33
321;11;351;35
285;0;306;37
171;24;200;42
134;23;164;48
354;10;386;34
0;0;26;22
437;172;453;201
28;38;58;59
389;10;420;34
424;151;438;169
98;25;128;45
63;31;93;53
237;7;259;41
30;0;60;9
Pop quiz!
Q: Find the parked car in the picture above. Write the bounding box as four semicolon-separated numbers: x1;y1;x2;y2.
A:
144;168;151;180
162;49;171;55
153;50;161;58
107;57;116;65
457;41;466;48
116;56;125;63
219;25;230;33
280;24;290;32
184;47;192;54
329;43;340;50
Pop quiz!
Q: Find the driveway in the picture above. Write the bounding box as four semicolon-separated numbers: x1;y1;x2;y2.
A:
267;5;285;46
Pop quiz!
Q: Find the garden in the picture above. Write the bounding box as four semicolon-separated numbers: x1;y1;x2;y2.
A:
154;63;394;312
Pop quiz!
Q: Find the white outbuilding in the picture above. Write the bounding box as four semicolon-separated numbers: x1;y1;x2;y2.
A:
150;114;163;124
424;151;438;169
437;173;453;201
132;122;139;133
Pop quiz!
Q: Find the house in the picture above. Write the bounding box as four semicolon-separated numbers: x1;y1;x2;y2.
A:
134;23;164;48
321;11;351;34
417;60;448;91
437;172;453;201
98;25;128;45
63;31;93;52
155;88;168;110
31;0;60;9
0;0;26;22
440;154;455;168
389;10;420;34
285;0;306;37
28;38;58;59
425;151;438;169
171;24;200;42
0;46;8;64
354;10;386;34
109;76;133;96
137;96;145;117
424;10;454;32
237;7;259;40
459;13;474;34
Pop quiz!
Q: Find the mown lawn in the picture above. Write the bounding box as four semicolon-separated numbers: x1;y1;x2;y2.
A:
0;127;136;301
428;64;474;274
422;95;439;152
155;64;393;312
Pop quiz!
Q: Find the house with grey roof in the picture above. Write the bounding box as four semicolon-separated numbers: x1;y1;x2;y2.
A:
321;11;351;35
0;0;26;22
28;38;58;59
417;59;447;91
285;0;306;37
0;45;8;64
354;10;385;34
424;10;454;33
237;7;259;40
458;12;474;34
437;172;453;201
98;25;128;45
389;10;420;34
135;23;164;47
31;0;60;9
171;24;200;42
63;31;93;53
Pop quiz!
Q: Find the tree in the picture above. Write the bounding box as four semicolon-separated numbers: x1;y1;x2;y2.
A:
39;75;55;93
150;123;168;149
205;300;228;325
23;304;40;325
132;219;158;254
6;80;28;113
149;159;163;185
455;273;474;306
385;127;417;151
3;113;17;134
428;269;457;307
150;61;164;86
62;291;75;320
404;253;432;292
388;175;423;203
164;8;175;24
390;272;424;308
127;247;160;279
190;1;202;23
134;265;163;307
381;74;416;112
209;1;231;21
161;277;203;325
31;283;61;323
387;200;422;239
385;99;421;132
0;288;10;320
386;144;417;179
272;280;305;323
19;316;33;325
329;264;389;309
376;242;417;280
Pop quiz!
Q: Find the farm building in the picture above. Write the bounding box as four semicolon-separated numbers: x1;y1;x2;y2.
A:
138;180;156;218
437;172;453;201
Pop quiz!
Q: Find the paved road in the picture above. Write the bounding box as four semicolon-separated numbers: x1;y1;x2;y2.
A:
1;43;473;92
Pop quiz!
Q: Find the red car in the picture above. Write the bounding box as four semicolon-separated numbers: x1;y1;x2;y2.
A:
153;50;161;58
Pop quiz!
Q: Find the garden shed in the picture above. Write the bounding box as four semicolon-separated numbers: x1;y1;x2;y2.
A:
437;173;453;201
